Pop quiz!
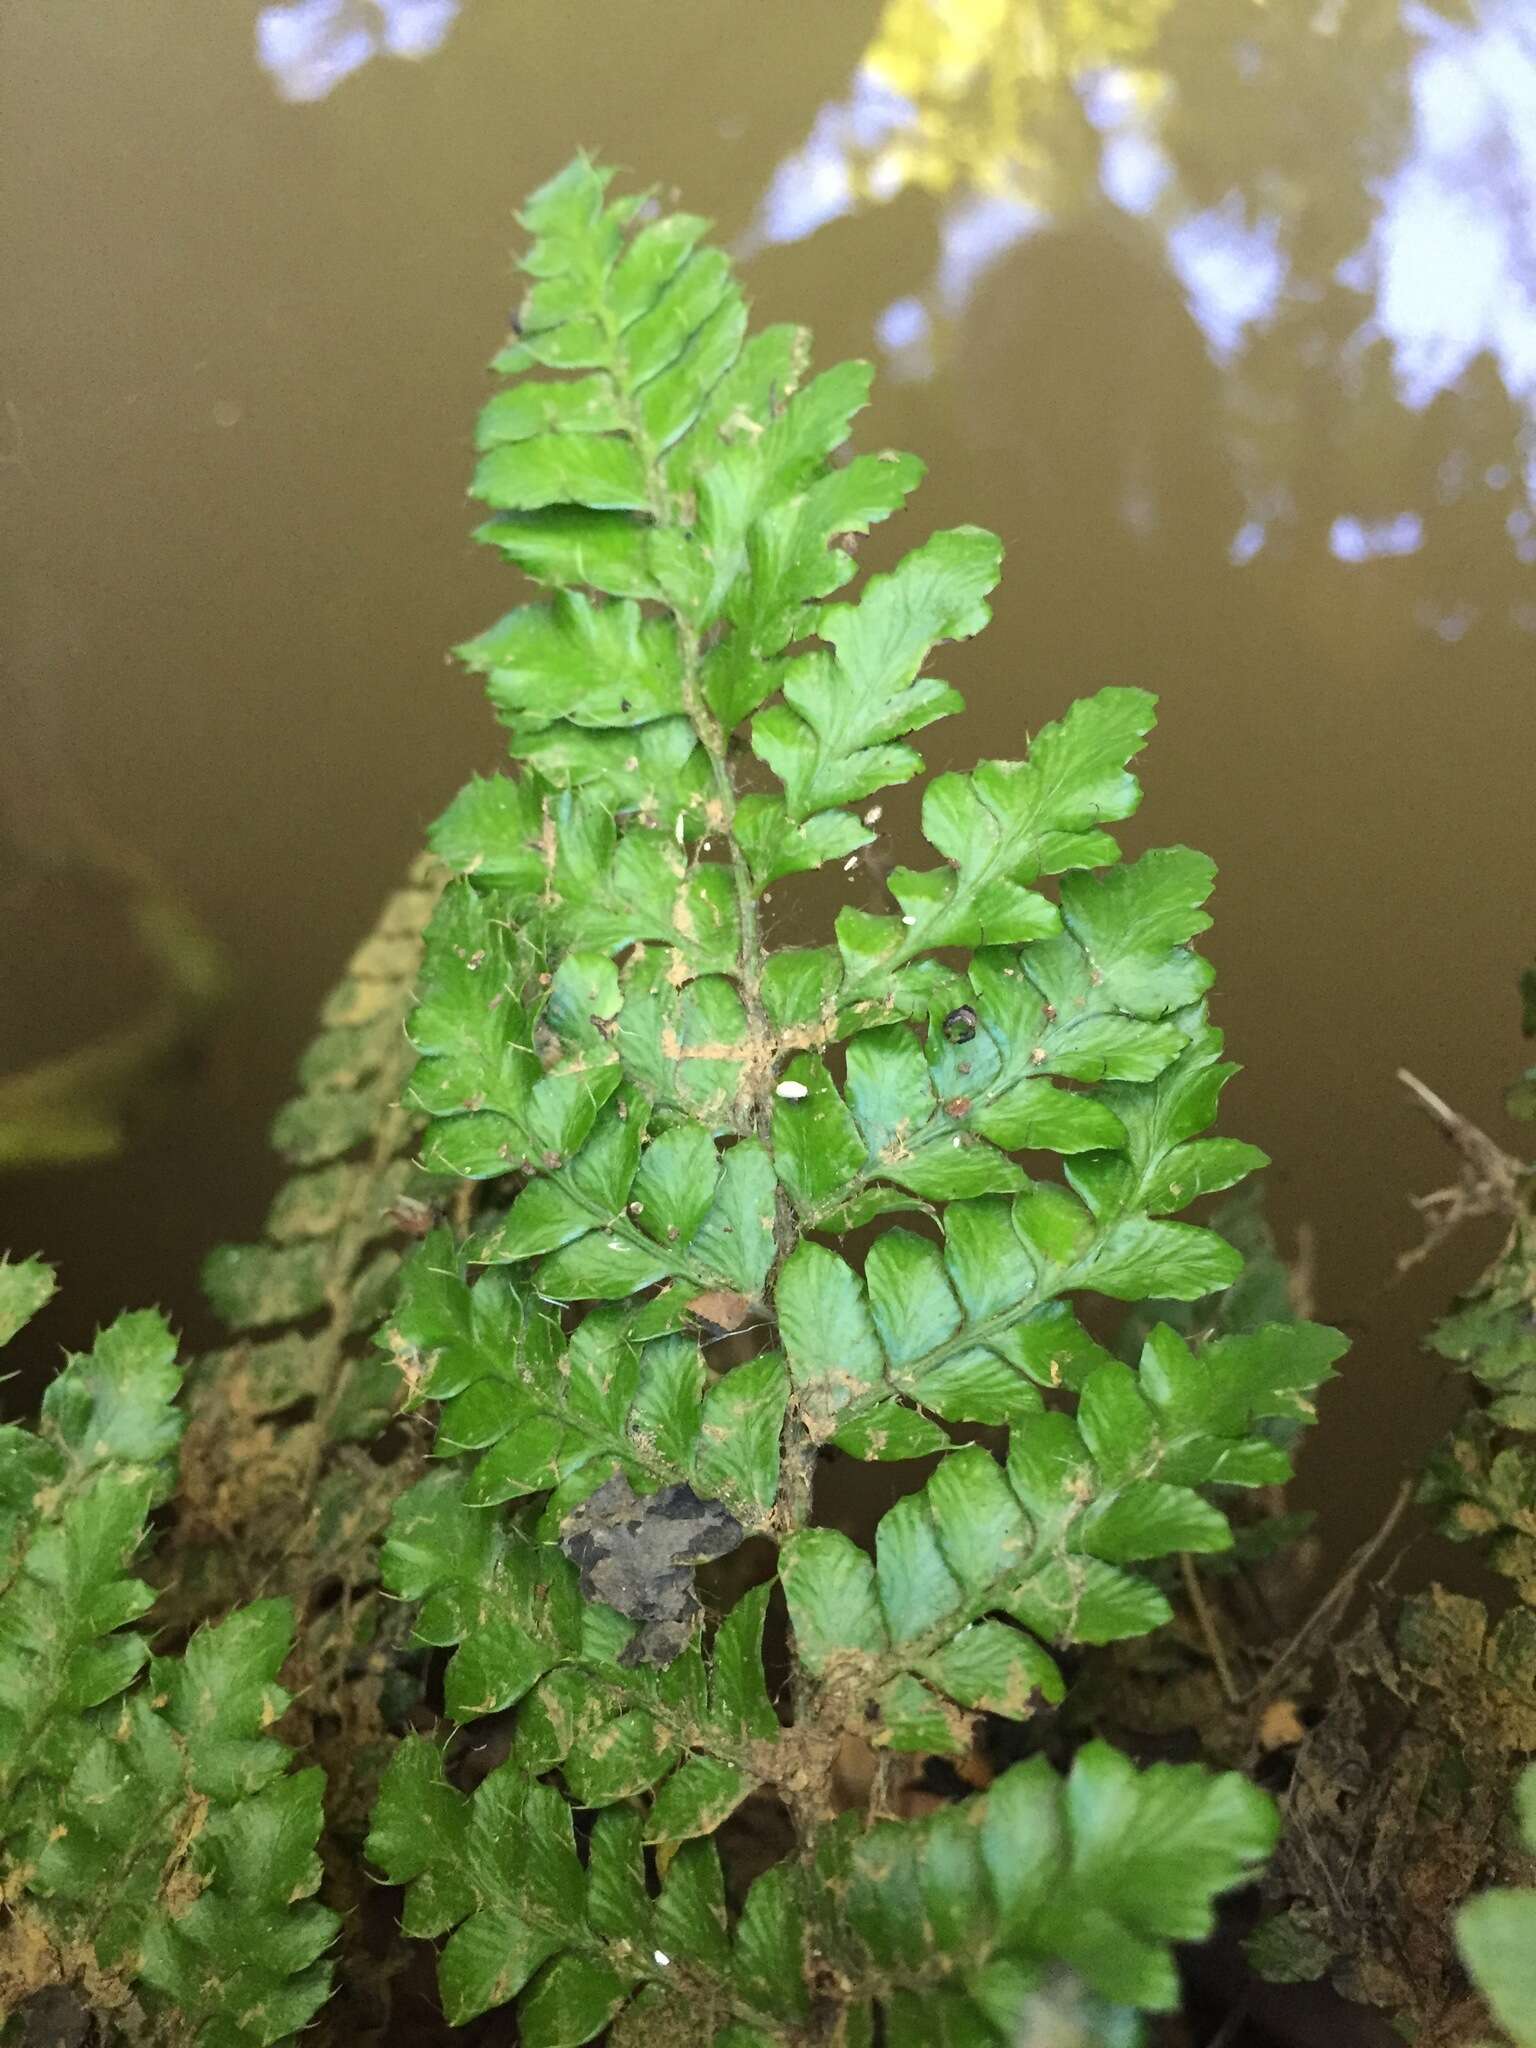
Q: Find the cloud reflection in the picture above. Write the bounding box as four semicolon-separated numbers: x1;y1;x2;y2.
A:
1370;3;1536;409
256;0;459;102
747;0;1536;609
1329;512;1425;561
754;0;1536;401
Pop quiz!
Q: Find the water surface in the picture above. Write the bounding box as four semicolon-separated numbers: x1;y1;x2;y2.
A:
4;0;1534;1557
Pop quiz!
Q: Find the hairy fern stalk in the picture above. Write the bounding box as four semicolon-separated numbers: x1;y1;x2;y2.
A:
355;156;1346;2046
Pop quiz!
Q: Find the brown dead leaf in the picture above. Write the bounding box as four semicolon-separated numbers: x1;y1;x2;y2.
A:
686;1288;753;1332
1258;1698;1307;1751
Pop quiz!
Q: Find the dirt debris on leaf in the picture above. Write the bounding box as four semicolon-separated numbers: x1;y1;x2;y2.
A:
558;1473;743;1665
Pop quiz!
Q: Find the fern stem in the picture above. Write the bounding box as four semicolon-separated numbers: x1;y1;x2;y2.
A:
600;309;781;1137
776;1407;819;1534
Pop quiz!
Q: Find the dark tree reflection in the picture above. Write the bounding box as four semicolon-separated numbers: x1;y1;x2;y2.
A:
747;0;1536;630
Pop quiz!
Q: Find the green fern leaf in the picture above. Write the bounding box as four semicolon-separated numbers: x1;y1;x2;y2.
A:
388;1234;785;1531
1457;1765;1536;2047
368;1739;780;2035
828;1743;1276;2016
363;154;1344;2040
0;1300;336;2043
0;1254;56;1347
1415;963;1536;1604
782;1310;1341;1749
0;1308;182;1772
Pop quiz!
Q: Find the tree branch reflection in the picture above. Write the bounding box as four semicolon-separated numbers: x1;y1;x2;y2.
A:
747;0;1536;620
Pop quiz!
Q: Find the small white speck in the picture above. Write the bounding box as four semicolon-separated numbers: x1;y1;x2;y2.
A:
653;1950;671;1968
775;1079;810;1100
862;804;882;824
842;855;859;871
901;915;916;926
607;1238;625;1250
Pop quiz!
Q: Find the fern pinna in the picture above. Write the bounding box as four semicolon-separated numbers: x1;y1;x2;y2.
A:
357;155;1344;2045
0;1261;335;2045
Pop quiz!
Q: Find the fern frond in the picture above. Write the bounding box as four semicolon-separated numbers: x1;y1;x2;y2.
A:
194;855;448;1469
823;1740;1276;2017
0;1285;335;2043
361;154;1339;2038
368;1736;1270;2039
164;853;448;1667
0;1301;181;1776
1415;974;1536;1605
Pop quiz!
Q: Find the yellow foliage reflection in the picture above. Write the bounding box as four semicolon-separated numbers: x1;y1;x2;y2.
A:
855;0;1175;204
749;0;1536;601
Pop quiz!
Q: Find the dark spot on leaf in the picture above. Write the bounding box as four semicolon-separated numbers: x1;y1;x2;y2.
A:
16;1986;101;2048
942;1005;978;1044
558;1474;743;1666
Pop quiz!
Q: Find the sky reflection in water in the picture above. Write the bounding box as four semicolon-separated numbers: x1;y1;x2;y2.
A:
250;0;1536;623
256;0;459;102
747;0;1536;600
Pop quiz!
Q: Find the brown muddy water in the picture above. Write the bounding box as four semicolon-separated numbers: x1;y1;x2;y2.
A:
2;0;1534;1565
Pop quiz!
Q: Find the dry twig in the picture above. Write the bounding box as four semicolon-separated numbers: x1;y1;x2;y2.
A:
1395;1068;1524;1271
